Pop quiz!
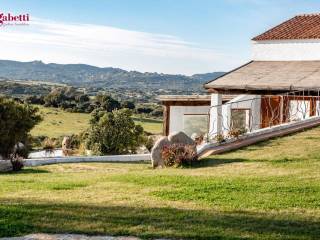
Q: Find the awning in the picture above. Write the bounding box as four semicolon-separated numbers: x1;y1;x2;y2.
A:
205;61;320;93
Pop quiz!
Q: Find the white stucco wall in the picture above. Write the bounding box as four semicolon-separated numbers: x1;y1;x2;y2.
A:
252;39;320;61
209;94;261;137
169;105;210;134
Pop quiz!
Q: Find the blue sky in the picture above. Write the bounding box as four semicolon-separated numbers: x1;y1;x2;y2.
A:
1;0;320;74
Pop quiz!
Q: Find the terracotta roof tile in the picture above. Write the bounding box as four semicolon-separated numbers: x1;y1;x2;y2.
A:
253;14;320;41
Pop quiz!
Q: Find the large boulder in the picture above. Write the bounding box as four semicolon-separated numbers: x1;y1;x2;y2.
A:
151;132;196;168
168;131;195;145
151;136;170;168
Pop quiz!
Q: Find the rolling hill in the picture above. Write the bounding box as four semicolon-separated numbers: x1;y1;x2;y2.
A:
0;60;224;90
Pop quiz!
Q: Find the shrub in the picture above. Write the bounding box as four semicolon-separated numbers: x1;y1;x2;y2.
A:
214;134;225;143
161;144;198;167
121;100;135;110
42;138;57;153
84;108;145;155
65;134;81;149
228;128;247;139
0;97;42;158
10;153;24;171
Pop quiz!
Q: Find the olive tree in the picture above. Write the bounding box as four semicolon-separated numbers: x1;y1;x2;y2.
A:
84;108;145;155
0;97;42;158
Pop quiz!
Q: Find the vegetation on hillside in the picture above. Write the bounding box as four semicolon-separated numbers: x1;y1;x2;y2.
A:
1;127;320;238
23;86;163;119
0;60;224;90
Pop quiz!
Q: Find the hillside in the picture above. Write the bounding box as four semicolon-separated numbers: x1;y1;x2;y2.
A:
0;60;224;90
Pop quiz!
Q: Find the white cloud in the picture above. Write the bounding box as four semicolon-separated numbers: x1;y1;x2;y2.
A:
0;18;244;74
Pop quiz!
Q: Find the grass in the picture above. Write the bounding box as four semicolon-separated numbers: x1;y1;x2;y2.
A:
132;115;163;134
31;106;163;138
2;127;320;239
30;106;90;138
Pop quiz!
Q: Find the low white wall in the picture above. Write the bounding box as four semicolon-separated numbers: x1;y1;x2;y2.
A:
169;105;210;134
24;154;151;167
209;94;261;136
252;39;320;61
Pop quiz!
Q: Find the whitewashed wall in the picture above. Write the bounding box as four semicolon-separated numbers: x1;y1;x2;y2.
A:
169;106;210;134
252;39;320;61
221;95;261;134
209;94;261;136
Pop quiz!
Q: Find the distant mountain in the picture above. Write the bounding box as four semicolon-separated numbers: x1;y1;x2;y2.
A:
0;60;225;91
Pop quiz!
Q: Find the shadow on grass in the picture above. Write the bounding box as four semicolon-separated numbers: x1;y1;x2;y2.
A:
1;200;319;239
0;168;50;175
191;158;246;169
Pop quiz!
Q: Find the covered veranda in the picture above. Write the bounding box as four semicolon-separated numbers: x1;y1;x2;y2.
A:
204;61;320;138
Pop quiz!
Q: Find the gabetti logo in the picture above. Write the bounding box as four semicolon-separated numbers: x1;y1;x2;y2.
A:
0;13;30;26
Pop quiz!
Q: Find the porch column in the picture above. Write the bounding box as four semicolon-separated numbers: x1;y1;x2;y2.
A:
209;93;222;136
163;104;170;136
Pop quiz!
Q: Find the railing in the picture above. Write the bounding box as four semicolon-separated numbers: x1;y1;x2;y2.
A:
202;90;320;143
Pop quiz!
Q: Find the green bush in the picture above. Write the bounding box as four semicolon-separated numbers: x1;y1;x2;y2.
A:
0;97;42;158
68;134;81;149
84;108;145;155
95;94;121;112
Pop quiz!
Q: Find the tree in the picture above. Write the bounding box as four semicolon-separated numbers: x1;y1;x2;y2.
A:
0;97;42;158
84;109;145;155
95;94;121;112
44;87;68;107
136;107;153;114
75;94;90;103
121;100;135;110
25;95;45;105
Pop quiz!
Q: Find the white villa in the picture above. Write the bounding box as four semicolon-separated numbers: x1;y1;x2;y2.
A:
160;14;320;140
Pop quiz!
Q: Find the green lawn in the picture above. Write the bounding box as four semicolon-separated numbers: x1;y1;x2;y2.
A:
31;106;163;138
2;127;320;239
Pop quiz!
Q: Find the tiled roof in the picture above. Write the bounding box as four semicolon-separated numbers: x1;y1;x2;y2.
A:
253;14;320;41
